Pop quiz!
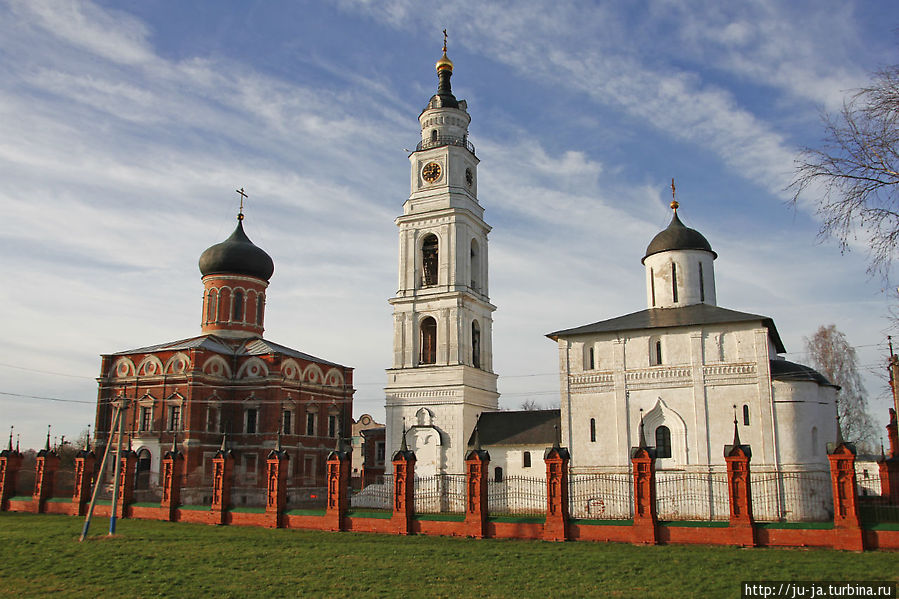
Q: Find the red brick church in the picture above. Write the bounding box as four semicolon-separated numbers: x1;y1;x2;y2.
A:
94;200;354;506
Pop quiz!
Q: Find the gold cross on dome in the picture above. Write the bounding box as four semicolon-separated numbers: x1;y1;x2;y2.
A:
670;178;679;212
236;187;248;220
443;29;448;54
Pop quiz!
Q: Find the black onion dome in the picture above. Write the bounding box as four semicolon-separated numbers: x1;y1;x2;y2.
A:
642;212;717;263
199;220;274;281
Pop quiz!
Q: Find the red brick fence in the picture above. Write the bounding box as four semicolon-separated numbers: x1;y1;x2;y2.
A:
2;438;898;550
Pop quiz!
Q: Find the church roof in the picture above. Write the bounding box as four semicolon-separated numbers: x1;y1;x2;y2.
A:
546;303;786;353
770;359;839;388
198;219;274;282
643;211;716;263
466;410;561;447
109;334;344;367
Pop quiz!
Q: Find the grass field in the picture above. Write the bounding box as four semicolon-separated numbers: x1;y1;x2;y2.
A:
0;513;895;598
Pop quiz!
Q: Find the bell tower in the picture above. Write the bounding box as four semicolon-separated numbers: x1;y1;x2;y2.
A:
385;35;499;475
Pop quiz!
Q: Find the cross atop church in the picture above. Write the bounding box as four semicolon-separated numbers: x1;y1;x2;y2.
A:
236;187;248;221
670;178;679;212
443;29;448;54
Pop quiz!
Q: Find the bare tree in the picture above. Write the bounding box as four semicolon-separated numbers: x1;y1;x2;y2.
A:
520;399;541;411
789;65;899;277
804;324;877;449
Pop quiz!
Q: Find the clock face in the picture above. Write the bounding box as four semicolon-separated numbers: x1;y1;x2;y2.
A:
465;168;473;187
422;162;441;183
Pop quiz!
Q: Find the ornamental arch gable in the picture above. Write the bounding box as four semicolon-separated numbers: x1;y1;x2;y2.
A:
237;357;269;379
643;398;688;468
202;356;232;379
136;355;165;377
110;357;136;378
165;352;191;375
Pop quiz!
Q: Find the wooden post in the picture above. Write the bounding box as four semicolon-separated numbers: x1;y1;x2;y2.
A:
828;437;864;551
543;445;570;542
464;448;489;538
265;445;289;528
160;445;184;522
391;444;416;535
211;437;235;525
72;448;96;516
724;425;755;547
324;449;350;532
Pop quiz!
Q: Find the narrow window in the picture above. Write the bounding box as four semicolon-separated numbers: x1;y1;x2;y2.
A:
282;410;292;435
811;427;818;455
494;467;503;483
471;320;481;369
421;234;439;286
742;405;750;426
246;291;256;324
306;412;316;436
588;346;595;370
246;408;257;434
650;268;656;307
376;442;386;465
420;317;437;365
470;239;480;290
590;418;596;443
523;451;531;468
699;262;705;302
654;340;663;366
140;407;152;432
655;426;672;459
206;290;217;323
168;406;181;431
233;290;244;321
256;295;264;327
430;129;438;143
328;414;338;438
671;262;678;303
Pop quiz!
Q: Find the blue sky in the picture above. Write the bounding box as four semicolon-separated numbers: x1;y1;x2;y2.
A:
2;0;898;450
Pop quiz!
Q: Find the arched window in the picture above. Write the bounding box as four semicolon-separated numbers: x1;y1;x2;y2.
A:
430;129;438;143
256;295;264;327
232;291;244;322
470;239;480;290
494;466;503;483
421;234;439;286
590;418;596;443
420;317;437;365
586;346;595;370
655;426;672;459
651;338;663;366
523;451;531;468
136;449;151;490
206;290;217;323
671;262;679;303
743;405;750;426
472;320;481;369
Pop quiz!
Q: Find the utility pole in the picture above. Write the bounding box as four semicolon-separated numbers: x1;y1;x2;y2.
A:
108;398;127;535
79;403;122;542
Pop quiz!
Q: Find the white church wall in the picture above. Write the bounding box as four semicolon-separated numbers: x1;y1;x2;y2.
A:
772;379;837;468
644;249;717;309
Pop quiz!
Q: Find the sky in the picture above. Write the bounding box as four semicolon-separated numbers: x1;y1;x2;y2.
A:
2;0;899;450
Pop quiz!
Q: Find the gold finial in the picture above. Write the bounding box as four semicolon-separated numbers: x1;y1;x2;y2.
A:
236;187;248;221
670;178;679;212
436;29;453;72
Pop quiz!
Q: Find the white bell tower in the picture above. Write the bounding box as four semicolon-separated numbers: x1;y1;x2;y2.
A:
385;36;499;475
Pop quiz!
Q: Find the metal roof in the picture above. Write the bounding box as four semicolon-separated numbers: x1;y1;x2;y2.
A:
547;303;787;354
466;410;561;447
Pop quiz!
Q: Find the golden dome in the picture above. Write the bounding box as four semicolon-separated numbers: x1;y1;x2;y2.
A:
436;51;453;71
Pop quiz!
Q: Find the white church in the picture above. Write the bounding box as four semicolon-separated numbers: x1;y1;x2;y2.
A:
383;42;839;488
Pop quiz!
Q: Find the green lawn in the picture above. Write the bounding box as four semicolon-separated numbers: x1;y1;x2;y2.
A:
0;512;895;599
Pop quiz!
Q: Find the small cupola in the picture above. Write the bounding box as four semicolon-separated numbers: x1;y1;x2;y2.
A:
199;190;273;339
643;181;717;309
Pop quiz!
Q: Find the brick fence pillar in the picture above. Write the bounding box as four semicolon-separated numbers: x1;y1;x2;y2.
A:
160;443;184;522
0;437;22;511
391;439;416;535
543;445;571;542
116;449;137;518
828;436;864;551
33;436;60;514
265;444;289;529
325;448;350;532
464;448;489;538
724;423;755;547
879;408;899;503
630;445;657;545
72;448;96;516
211;437;235;525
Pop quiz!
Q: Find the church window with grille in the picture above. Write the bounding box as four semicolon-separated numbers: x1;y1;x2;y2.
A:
168;406;181;431
328;414;338;438
523;451;531;468
306;412;316;436
246;408;257;434
651;338;663;366
421;234;439;286
420;316;437;365
655;426;672;459
494;466;503;482
282;410;292;435
140;407;152;432
206;290;217;323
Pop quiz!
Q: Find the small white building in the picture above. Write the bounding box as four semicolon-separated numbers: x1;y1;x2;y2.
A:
547;201;839;477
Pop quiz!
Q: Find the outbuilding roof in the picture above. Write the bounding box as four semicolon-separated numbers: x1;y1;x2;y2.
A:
770;359;839;388
546;303;786;354
466;410;561;447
